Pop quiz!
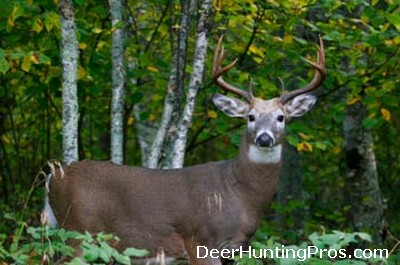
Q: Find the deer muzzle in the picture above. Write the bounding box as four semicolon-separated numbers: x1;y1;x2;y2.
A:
255;132;274;148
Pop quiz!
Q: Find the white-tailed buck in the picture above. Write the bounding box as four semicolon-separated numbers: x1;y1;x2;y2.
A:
44;36;325;265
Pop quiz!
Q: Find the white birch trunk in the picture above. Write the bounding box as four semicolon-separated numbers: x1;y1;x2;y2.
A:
146;64;178;168
169;0;212;169
60;0;79;165
109;0;125;164
147;0;195;169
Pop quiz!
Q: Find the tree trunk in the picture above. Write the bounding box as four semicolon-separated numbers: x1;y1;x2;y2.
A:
147;0;195;169
133;104;156;166
275;142;306;230
109;0;125;164
168;0;212;169
60;0;79;165
344;100;384;241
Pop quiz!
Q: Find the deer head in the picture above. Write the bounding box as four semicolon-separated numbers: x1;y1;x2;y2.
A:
212;36;325;154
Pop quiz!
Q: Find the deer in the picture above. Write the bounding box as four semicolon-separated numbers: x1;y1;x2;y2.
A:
43;36;325;265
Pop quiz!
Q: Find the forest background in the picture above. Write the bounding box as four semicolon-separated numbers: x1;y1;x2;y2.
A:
0;0;400;264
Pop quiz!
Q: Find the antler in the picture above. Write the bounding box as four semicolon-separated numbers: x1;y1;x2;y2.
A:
280;36;326;104
212;36;254;103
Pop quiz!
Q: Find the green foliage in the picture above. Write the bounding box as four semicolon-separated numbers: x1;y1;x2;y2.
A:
237;230;389;265
0;225;149;264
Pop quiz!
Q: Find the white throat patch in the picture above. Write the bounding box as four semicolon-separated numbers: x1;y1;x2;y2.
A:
248;144;282;164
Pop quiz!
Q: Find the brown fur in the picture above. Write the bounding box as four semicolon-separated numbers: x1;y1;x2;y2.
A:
48;133;281;265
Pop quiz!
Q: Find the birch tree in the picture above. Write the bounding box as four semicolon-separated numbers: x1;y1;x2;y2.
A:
60;0;79;165
168;0;212;169
147;0;195;169
109;0;125;164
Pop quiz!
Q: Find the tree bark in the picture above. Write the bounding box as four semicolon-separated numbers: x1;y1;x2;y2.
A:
146;61;178;168
60;0;79;165
169;0;212;169
147;0;195;169
109;0;125;164
275;142;306;230
344;101;384;241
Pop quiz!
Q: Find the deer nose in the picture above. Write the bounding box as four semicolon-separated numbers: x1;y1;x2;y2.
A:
255;133;274;147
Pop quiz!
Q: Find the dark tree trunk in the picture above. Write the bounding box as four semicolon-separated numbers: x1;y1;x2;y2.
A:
344;101;384;242
275;142;306;230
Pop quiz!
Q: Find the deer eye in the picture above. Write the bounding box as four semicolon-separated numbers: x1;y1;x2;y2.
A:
277;115;285;122
248;114;255;122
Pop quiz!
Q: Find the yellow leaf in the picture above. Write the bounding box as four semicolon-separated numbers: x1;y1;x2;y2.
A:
92;28;102;34
149;114;157;122
151;94;163;101
78;66;86;79
253;57;263;64
380;108;391;122
147;66;159;73
8;4;20;27
79;42;88;50
30;53;40;64
298;133;311;140
347;96;361;105
21;56;31;72
272;36;282;42
296;142;313;152
32;18;43;33
207;110;218;119
214;0;222;11
249;44;264;57
332;146;341;155
1;135;12;145
97;41;108;49
283;35;293;44
10;79;19;85
127;117;135;126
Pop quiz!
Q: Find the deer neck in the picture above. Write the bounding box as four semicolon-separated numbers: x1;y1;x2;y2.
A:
229;132;283;206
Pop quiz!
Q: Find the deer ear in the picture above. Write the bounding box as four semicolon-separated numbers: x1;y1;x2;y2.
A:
284;94;316;118
212;94;249;118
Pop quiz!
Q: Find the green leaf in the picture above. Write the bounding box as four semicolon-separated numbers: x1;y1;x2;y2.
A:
0;49;10;74
81;242;99;262
98;248;111;263
113;251;131;265
44;12;60;32
39;53;51;64
112;20;125;29
362;117;385;129
123;247;150;257
386;13;400;30
354;232;372;242
99;241;114;256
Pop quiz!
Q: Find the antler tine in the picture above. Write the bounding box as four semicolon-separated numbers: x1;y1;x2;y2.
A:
280;36;326;104
212;36;253;102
